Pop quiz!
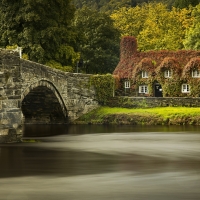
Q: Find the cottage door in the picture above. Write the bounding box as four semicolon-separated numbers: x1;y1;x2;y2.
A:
154;84;163;97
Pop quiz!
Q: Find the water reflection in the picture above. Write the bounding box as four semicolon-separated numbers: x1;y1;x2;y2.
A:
1;124;200;200
23;124;200;137
1;144;199;179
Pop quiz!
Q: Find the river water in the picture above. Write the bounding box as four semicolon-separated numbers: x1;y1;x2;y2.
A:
1;124;200;200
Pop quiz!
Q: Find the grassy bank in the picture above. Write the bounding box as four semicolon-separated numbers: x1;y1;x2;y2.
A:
74;107;200;125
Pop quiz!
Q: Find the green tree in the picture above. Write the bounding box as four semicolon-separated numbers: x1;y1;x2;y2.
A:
73;7;120;74
173;0;199;9
72;0;149;13
184;4;200;49
0;0;77;68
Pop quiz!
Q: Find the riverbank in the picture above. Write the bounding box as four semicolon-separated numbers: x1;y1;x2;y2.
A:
74;106;200;125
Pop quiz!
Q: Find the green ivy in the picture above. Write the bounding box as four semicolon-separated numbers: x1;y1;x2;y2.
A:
188;79;200;97
90;74;115;105
162;81;182;97
46;60;73;72
156;62;182;97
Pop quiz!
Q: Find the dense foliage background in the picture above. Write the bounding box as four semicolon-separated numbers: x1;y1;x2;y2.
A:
73;7;120;74
0;0;200;74
0;0;76;68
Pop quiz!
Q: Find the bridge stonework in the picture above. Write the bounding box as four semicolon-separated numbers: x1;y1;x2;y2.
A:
0;49;99;143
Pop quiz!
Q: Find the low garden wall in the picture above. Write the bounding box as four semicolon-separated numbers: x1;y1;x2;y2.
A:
108;97;200;108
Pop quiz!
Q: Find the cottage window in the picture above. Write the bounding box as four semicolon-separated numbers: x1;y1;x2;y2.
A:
192;70;200;78
142;71;148;78
124;81;130;88
164;70;172;78
182;84;190;93
139;85;148;94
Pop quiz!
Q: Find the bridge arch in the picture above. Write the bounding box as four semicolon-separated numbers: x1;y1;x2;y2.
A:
21;79;68;124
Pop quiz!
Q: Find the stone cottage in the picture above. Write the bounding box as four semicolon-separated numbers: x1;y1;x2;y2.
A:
113;36;200;97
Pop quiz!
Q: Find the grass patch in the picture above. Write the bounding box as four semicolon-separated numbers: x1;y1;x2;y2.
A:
76;106;200;125
84;106;200;117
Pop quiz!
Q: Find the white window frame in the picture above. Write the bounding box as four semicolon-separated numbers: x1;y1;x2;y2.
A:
124;81;130;89
192;70;200;78
142;71;148;78
182;84;190;93
139;85;148;94
164;70;172;78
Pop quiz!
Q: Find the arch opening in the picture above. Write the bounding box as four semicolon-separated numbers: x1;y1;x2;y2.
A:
22;86;68;124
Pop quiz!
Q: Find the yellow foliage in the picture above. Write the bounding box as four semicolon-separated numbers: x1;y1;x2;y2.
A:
110;2;194;51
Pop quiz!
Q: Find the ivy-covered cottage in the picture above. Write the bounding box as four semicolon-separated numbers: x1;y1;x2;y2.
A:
113;36;200;97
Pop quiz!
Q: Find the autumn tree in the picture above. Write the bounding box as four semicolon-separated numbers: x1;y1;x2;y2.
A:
184;4;200;49
111;5;147;37
0;0;77;69
111;2;194;51
73;7;120;74
137;3;194;50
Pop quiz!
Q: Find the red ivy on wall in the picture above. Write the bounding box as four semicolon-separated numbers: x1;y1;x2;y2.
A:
113;36;200;80
182;57;200;79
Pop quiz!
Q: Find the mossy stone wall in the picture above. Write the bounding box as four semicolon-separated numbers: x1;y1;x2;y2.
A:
108;97;200;108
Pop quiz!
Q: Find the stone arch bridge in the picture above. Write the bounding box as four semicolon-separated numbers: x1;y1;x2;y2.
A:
0;49;99;142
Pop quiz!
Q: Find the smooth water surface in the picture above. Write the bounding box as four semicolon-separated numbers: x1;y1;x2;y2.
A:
1;124;200;200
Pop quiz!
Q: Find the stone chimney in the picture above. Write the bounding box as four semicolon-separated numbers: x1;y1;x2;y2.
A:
120;36;137;61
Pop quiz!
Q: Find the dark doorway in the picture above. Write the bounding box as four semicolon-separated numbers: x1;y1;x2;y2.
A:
154;83;163;97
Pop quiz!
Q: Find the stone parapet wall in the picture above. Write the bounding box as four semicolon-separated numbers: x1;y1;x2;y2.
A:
108;97;200;108
0;49;22;142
